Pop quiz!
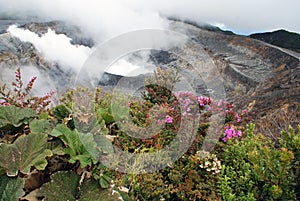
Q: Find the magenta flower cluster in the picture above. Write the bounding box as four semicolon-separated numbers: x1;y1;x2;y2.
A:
197;96;212;107
174;91;197;116
165;115;173;123
222;125;242;142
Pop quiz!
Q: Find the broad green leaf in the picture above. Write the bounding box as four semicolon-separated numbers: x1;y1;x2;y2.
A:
38;112;49;120
46;140;65;156
97;108;114;124
29;119;52;134
78;132;100;164
52;105;71;121
94;135;114;154
99;177;110;188
38;171;79;201
75;115;108;135
51;124;80;156
0;175;25;201
50;123;70;138
0;133;52;176
50;124;99;168
0;105;36;128
38;171;121;201
71;154;93;168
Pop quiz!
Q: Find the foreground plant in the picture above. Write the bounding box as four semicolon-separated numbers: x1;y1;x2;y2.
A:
219;124;300;200
0;66;299;201
0;67;54;113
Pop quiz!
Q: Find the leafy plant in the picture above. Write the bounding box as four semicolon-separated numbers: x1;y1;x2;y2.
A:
92;164;113;189
0;175;25;201
38;171;122;201
0;67;54;113
219;124;299;200
97;102;129;125
248;126;297;200
0;105;36;129
280;125;300;197
0;133;52;176
52;104;75;129
142;67;180;104
29;119;52;134
50;124;99;168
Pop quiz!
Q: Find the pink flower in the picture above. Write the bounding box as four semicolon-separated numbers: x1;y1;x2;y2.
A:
223;125;242;142
0;99;7;106
217;100;223;107
234;130;242;137
197;96;212;107
165;115;173;123
242;109;247;114
199;100;204;107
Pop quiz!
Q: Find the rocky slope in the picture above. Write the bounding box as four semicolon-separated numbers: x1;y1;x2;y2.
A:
250;29;300;53
0;19;299;120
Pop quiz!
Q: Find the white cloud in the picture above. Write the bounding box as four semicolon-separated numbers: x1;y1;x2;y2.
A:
1;0;299;36
8;25;92;72
7;25;155;77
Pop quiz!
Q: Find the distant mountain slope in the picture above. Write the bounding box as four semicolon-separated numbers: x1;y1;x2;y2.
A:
249;29;300;53
0;19;299;120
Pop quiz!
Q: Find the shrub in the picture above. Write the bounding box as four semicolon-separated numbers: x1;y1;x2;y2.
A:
0;67;54;113
219;123;300;201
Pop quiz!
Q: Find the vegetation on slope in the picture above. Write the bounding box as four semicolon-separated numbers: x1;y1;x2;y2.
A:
0;67;299;201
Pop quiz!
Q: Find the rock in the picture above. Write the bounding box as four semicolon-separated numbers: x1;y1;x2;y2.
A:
0;33;49;69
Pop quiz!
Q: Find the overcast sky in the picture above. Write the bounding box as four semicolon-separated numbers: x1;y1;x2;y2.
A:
0;0;299;37
1;0;299;94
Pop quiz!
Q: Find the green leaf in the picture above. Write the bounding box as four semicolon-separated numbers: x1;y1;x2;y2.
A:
38;171;121;201
72;154;93;168
52;105;71;121
38;171;79;201
99;177;110;188
110;103;129;121
0;105;36;128
94;135;114;154
78;132;100;164
0;175;25;201
50;123;70;138
29;119;52;134
38;112;49;120
97;108;114;124
0;133;52;176
114;188;134;201
50;124;99;167
46;140;65;156
51;124;80;156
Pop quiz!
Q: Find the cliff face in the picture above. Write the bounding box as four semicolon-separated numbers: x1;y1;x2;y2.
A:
0;19;299;119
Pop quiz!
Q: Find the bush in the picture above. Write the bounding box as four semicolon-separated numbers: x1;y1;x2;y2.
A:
219;123;300;201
